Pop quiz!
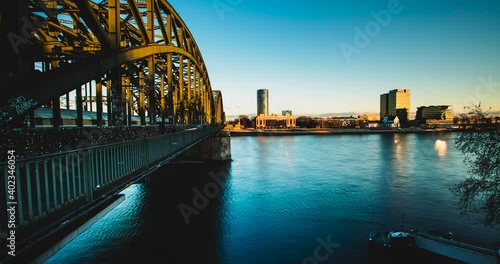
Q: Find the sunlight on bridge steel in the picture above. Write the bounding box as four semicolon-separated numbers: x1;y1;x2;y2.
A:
0;0;225;128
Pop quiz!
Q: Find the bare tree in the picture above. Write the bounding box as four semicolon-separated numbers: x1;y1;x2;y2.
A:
451;104;500;226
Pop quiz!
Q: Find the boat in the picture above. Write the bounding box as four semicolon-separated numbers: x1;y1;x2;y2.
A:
368;230;415;250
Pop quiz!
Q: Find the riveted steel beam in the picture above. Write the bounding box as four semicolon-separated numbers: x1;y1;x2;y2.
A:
1;0;222;127
126;0;149;44
73;0;114;50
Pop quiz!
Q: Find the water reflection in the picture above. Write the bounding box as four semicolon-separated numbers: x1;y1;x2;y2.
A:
46;162;232;263
392;134;407;163
434;139;448;157
44;134;500;263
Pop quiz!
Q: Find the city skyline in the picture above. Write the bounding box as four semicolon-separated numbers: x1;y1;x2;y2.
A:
169;0;500;118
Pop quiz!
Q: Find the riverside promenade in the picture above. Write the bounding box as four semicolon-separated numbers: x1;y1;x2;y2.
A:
228;128;456;136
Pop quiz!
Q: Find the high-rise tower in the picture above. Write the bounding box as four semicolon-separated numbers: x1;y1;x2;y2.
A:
380;89;411;120
257;89;269;116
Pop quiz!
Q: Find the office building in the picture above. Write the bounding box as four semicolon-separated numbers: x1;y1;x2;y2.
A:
255;89;296;129
256;113;296;129
257;89;269;116
380;94;389;118
380;89;411;120
416;105;454;125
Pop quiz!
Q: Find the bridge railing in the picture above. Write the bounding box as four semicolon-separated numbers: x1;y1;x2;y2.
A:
0;126;220;235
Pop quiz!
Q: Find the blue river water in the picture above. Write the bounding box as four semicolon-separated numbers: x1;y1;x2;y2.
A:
45;132;499;263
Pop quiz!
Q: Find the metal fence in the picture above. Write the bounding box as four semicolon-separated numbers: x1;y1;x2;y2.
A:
0;126;220;234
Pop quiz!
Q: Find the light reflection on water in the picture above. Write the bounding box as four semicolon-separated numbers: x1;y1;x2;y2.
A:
45;133;499;264
435;139;448;157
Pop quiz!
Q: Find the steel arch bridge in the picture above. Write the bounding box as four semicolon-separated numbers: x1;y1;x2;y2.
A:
0;0;225;128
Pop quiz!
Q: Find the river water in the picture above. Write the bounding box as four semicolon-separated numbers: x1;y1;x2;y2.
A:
45;132;499;263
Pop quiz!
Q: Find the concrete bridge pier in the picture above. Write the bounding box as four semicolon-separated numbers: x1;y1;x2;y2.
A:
176;130;231;162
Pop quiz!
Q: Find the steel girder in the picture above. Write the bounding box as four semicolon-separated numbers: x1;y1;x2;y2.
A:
0;0;222;127
212;90;225;125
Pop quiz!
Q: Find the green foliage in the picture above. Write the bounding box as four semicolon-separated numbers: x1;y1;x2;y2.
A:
238;115;252;128
451;104;500;226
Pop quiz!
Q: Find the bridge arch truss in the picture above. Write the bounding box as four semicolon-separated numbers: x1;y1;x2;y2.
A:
0;0;224;127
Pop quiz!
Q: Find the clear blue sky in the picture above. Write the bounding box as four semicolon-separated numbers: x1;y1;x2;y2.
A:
168;0;500;118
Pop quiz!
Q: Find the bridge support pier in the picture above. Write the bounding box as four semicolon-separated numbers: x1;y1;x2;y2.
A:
176;130;231;162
